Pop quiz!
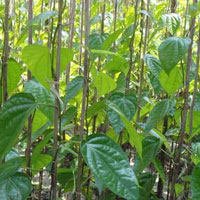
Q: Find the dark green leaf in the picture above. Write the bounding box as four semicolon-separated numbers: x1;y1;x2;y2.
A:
25;79;54;121
191;163;200;199
134;136;160;174
107;92;137;133
145;99;174;132
81;134;139;200
65;76;84;103
0;172;31;200
0;93;36;161
158;37;190;74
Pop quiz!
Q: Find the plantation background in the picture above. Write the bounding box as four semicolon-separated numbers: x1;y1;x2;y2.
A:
0;0;200;200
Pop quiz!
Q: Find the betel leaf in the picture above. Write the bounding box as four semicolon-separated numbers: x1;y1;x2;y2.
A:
0;93;36;162
145;99;174;132
134;136;160;174
158;37;190;74
0;158;21;181
81;134;139;200
107;92;137;133
21;44;52;89
161;13;181;35
144;54;162;79
0;172;31;200
102;29;122;50
106;100;142;158
7;59;22;94
17;11;57;45
191;163;200;200
65;76;84;103
54;48;73;74
25;79;54;121
159;67;182;95
93;72;117;96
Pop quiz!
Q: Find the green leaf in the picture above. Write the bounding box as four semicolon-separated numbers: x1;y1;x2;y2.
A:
65;76;84;103
159;67;182;95
153;158;166;184
145;99;174;132
81;134;139;200
104;56;129;73
17;11;57;45
158;37;190;74
7;59;21;94
134;136;160;174
25;79;54;121
107;92;137;133
0;158;21;181
106;101;143;158
54;48;73;74
161;13;181;35
21;44;52;89
87;100;106;118
0;172;31;200
138;173;156;200
191;163;200;199
144;54;162;79
0;93;36;161
102;29;122;50
93;72;117;96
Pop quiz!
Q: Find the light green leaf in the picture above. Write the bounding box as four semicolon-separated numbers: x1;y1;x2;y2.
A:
158;37;190;74
21;44;52;89
0;93;36;162
54;48;73;74
7;59;22;94
81;134;139;200
17;11;57;45
0;172;31;200
159;67;182;95
94;72;117;96
102;29;122;50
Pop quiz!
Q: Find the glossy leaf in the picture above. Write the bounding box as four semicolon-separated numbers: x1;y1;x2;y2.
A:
65;76;84;103
144;54;162;79
145;99;174;132
93;72;117;96
0;93;36;161
81;134;139;200
191;163;200;199
134;136;160;174
107;92;137;133
0;172;31;200
158;37;190;74
0;158;21;181
106;100;143;158
25;79;54;121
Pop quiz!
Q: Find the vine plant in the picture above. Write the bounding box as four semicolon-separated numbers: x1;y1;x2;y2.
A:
0;0;200;200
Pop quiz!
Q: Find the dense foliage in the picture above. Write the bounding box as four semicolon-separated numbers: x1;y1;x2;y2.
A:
0;0;200;200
